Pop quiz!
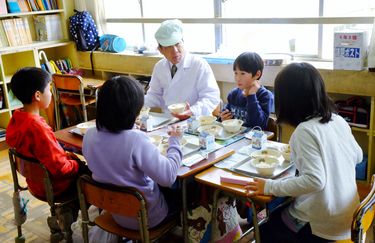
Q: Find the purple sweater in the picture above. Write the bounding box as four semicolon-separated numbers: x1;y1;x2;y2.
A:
82;128;182;229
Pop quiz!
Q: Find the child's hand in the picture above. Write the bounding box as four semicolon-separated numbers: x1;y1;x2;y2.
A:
243;80;261;97
219;109;233;121
245;177;266;197
167;125;183;138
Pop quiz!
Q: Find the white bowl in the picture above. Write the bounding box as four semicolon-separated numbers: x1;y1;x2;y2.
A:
222;119;244;133
149;134;162;146
76;121;96;135
197;124;223;136
168;103;186;114
199;116;217;125
251;149;284;162
251;156;279;176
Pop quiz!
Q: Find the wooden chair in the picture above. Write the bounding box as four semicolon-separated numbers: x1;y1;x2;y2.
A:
266;116;280;142
336;175;375;243
77;174;178;243
52;74;96;130
8;148;78;243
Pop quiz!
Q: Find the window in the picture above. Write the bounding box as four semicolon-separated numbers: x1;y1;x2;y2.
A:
103;0;375;60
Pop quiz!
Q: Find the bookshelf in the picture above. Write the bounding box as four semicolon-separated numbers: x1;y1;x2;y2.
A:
0;0;76;129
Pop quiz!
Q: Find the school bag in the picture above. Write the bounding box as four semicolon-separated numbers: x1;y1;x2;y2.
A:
69;10;100;51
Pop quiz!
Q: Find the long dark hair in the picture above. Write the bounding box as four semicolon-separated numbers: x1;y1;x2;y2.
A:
274;62;336;127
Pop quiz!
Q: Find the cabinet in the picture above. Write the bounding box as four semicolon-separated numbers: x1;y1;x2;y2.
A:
0;0;76;137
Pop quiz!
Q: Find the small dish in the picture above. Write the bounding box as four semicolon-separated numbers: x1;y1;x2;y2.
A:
251;149;284;162
199;116;217;125
76;121;96;135
251;157;279;176
197;124;224;136
168;103;186;114
222;119;244;133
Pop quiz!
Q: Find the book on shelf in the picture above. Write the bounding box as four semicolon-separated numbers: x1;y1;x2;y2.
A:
6;0;21;13
49;0;57;9
0;0;8;14
22;17;32;43
35;0;44;10
41;0;50;10
0;21;9;47
27;0;38;11
14;18;32;45
17;0;30;12
33;14;62;41
2;19;17;46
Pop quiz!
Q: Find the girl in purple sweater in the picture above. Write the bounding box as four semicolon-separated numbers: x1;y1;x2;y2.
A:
83;76;183;229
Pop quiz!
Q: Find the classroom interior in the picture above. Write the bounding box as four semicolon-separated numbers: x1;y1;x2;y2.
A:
0;0;375;242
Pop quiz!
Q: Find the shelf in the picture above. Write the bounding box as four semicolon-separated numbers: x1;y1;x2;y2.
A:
351;127;370;134
0;9;64;18
0;40;72;54
0;108;8;113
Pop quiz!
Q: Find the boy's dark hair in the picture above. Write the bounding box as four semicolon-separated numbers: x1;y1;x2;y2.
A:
10;67;51;104
233;52;264;80
274;62;336;127
96;76;144;132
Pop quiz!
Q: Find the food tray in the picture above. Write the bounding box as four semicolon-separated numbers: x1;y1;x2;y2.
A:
231;159;294;179
194;122;247;141
146;112;179;131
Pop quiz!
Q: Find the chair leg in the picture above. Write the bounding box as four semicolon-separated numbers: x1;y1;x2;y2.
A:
56;206;74;243
82;105;88;122
15;226;25;243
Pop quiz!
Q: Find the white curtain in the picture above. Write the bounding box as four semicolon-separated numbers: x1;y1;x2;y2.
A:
74;0;107;34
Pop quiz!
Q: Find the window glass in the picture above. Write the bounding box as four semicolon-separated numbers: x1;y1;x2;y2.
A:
104;0;141;18
324;0;375;16
222;0;319;18
221;24;318;57
142;0;213;18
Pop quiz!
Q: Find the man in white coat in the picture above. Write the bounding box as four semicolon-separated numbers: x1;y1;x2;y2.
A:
144;19;220;120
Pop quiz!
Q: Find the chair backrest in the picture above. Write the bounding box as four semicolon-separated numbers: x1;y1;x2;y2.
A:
8;148;54;204
77;174;146;218
266;116;280;142
52;73;84;93
351;175;375;242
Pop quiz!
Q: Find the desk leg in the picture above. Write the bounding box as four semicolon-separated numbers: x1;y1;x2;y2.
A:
248;198;261;243
182;178;188;243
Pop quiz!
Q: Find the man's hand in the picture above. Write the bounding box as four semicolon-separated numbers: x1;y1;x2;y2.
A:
171;102;192;120
245;177;266;197
219;109;233;121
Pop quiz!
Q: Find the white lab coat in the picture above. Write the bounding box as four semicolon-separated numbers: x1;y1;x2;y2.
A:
144;53;220;116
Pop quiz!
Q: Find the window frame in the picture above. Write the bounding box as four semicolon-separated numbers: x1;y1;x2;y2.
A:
104;0;375;60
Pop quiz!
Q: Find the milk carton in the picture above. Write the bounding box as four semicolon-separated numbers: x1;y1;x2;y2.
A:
333;30;367;71
252;130;267;150
199;131;215;150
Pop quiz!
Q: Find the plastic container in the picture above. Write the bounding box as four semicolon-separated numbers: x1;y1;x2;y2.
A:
99;34;126;53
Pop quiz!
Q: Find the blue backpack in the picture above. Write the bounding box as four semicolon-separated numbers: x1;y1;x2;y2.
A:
69;10;100;51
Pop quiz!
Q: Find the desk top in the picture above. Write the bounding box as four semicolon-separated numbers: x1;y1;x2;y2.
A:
82;77;106;89
195;166;272;204
55;123;235;178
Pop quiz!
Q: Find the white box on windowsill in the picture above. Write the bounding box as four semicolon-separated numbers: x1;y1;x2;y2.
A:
333;30;368;71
